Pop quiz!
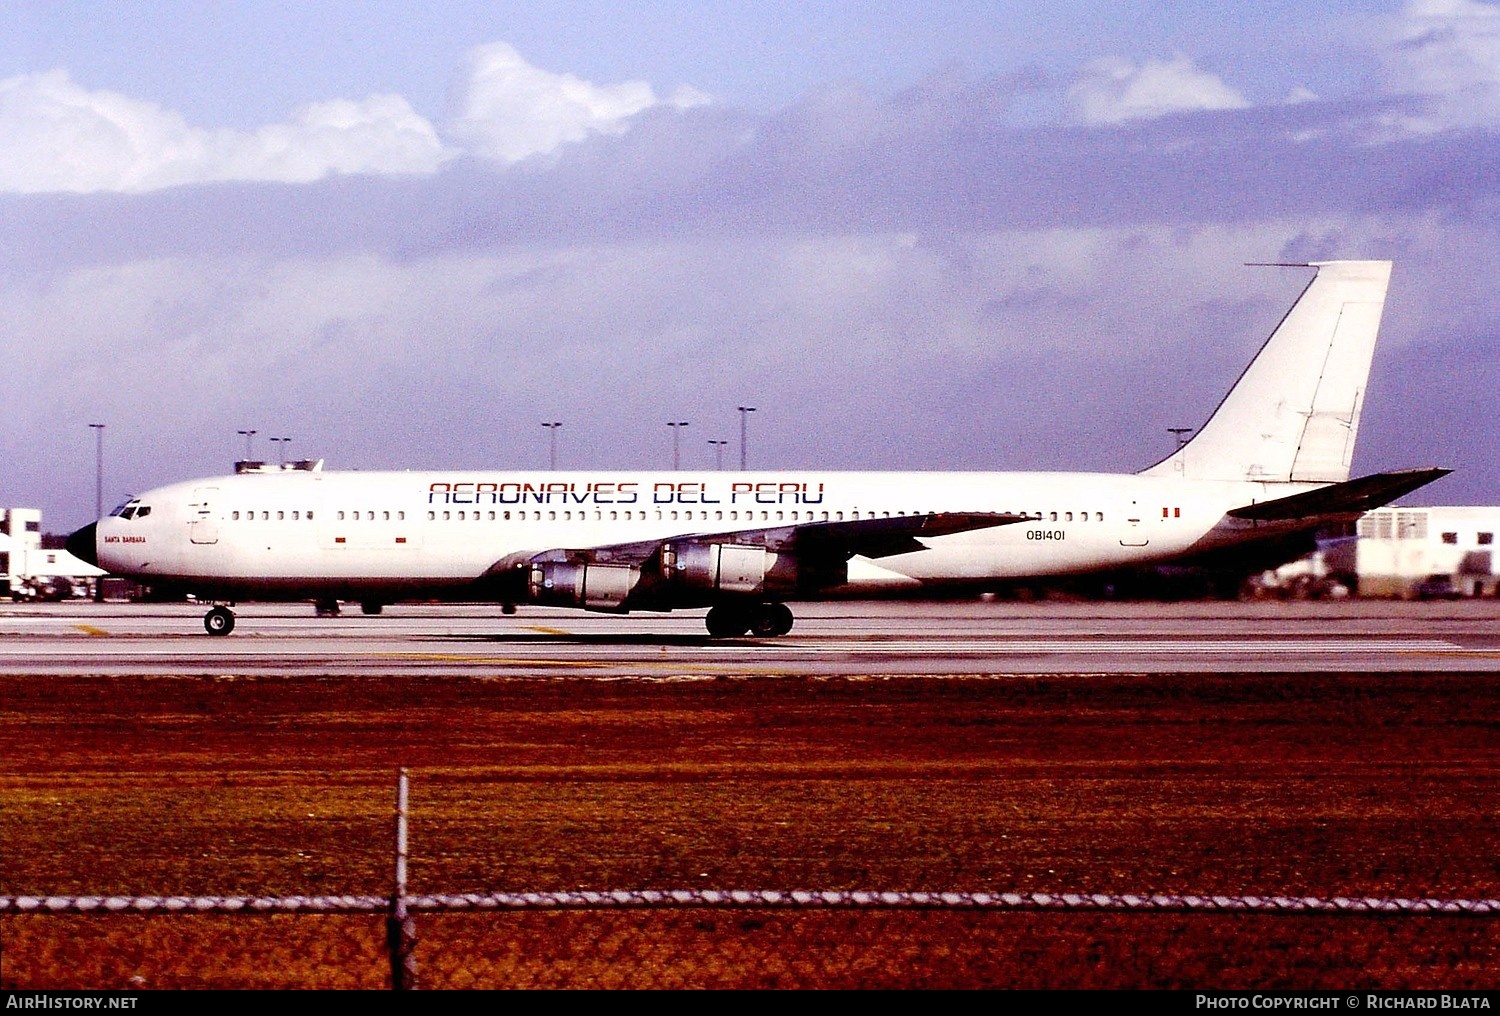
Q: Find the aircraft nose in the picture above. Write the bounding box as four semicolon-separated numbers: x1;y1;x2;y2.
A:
66;523;99;568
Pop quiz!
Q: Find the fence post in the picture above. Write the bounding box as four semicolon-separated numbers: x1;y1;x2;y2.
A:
388;767;418;990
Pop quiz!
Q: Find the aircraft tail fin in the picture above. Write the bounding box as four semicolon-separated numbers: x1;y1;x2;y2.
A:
1140;260;1393;484
1226;467;1450;521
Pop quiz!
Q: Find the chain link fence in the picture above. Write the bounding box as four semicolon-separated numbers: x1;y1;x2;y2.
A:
5;772;1498;989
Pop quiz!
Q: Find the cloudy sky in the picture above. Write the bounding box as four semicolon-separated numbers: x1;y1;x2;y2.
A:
4;0;1498;530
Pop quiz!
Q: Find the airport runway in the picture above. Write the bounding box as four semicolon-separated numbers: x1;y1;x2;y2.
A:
2;598;1498;675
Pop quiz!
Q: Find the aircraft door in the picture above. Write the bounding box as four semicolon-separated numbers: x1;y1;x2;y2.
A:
188;487;219;545
1119;499;1149;547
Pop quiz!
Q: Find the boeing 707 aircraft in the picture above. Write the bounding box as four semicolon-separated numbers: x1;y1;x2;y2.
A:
67;260;1448;636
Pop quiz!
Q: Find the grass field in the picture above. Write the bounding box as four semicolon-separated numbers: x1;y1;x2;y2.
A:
3;671;1498;988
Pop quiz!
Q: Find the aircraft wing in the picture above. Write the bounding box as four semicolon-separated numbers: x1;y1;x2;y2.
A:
515;511;1030;568
776;511;1031;559
1226;467;1452;522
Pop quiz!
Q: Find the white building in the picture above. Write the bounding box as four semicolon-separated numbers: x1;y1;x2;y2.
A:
1346;506;1498;598
0;508;106;600
1241;506;1499;600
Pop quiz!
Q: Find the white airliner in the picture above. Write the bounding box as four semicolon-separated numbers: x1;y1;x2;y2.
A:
68;260;1447;637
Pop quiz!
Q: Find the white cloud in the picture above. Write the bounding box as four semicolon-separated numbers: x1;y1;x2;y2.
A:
1067;55;1249;125
667;84;715;110
1378;0;1500;131
445;42;709;163
0;69;452;193
240;95;452;181
0;43;710;193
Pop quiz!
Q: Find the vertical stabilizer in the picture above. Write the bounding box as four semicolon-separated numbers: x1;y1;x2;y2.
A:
1140;260;1392;484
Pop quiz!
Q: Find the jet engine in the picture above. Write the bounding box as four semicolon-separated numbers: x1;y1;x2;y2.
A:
522;540;846;615
527;561;642;611
665;542;844;595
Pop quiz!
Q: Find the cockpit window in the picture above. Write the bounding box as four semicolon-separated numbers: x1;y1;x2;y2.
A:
135;505;151;518
109;499;141;520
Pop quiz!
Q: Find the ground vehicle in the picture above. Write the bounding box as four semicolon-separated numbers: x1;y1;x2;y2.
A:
1415;574;1462;600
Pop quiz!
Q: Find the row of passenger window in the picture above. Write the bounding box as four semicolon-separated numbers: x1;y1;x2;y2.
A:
232;509;317;521
230;510;410;521
431;508;851;522
1028;511;1104;522
228;507;1108;524
425;508;1107;523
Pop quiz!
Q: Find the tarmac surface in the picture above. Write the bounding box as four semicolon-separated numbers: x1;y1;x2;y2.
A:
1;597;1498;676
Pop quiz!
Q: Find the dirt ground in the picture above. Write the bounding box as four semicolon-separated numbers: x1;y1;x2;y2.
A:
2;671;1498;989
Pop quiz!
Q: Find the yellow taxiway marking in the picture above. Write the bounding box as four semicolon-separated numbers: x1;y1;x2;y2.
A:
72;625;109;636
524;625;574;636
370;652;785;673
374;653;612;668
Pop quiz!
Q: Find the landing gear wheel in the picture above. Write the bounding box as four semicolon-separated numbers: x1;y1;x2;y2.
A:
360;602;384;616
315;599;341;617
204;605;236;636
750;602;795;637
705;604;751;638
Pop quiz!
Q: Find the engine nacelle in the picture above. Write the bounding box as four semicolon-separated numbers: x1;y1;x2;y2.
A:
668;542;840;595
528;561;642;612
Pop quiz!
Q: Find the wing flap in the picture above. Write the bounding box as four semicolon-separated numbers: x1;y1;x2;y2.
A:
1227;467;1451;521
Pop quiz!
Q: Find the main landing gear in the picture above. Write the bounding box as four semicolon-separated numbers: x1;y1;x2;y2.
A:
204;605;236;636
704;602;795;638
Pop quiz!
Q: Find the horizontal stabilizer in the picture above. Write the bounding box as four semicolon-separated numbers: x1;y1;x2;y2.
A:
1226;467;1451;521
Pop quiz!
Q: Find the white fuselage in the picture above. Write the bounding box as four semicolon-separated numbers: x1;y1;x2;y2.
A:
94;468;1316;601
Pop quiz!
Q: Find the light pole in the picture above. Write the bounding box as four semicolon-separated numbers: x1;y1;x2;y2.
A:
1168;427;1193;451
667;421;689;470
237;429;257;462
708;439;728;470
270;437;290;466
88;423;105;522
88;423;105;601
737;406;756;470
541;422;562;469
